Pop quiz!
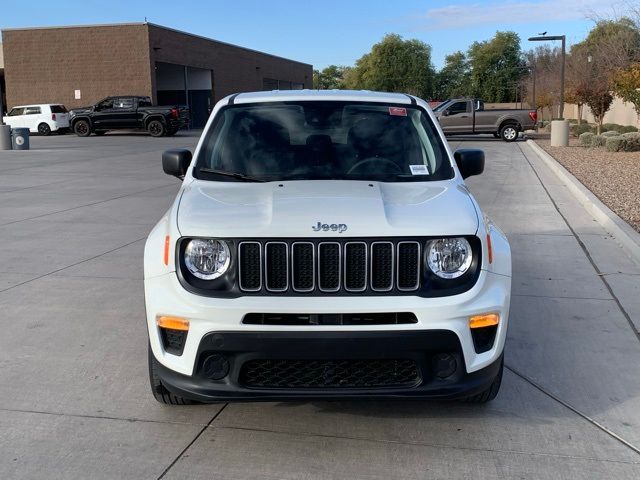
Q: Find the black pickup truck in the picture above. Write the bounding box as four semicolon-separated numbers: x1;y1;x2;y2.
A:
69;96;189;137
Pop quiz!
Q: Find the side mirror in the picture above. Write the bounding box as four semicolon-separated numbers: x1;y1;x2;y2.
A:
454;149;484;179
441;109;450;117
163;149;192;179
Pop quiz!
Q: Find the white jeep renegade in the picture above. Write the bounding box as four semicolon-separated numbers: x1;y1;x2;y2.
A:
145;90;511;404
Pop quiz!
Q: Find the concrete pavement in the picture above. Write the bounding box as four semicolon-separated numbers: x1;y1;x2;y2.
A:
0;132;639;479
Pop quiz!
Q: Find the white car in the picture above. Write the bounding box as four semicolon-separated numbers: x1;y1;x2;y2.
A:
145;90;511;404
4;104;70;135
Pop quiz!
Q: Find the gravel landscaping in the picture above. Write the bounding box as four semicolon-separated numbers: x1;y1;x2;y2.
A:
535;138;640;233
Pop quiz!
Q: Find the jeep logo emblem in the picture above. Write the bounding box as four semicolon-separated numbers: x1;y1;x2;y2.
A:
312;221;348;233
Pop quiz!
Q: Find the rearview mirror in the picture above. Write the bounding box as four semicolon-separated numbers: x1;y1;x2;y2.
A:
163;149;192;179
454;149;484;179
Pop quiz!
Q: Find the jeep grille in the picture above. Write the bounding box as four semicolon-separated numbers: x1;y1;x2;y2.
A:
238;240;421;294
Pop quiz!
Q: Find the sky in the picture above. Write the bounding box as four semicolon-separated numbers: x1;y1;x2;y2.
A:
0;0;633;69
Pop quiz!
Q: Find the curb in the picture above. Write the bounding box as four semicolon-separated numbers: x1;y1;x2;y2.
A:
526;139;640;266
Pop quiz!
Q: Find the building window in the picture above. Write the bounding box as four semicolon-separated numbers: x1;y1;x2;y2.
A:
292;83;304;90
262;78;278;91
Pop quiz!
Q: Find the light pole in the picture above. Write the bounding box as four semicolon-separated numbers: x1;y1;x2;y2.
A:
528;34;565;119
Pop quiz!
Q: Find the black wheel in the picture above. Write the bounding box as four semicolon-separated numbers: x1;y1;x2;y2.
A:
462;357;503;403
500;124;519;142
148;343;196;405
165;128;178;137
73;120;91;137
38;123;51;136
94;130;107;136
147;120;165;137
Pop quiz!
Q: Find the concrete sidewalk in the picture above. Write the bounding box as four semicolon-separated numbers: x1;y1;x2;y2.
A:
0;134;639;479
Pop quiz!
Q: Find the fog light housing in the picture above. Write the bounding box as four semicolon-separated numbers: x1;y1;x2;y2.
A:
157;316;189;356
203;354;230;380
469;314;499;353
432;353;458;379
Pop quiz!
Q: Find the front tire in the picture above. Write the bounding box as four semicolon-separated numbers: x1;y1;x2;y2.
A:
462;357;503;403
147;120;165;137
73;120;91;137
500;124;519;142
148;344;196;405
38;123;51;136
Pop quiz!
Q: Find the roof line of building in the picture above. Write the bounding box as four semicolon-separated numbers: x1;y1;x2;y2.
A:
146;23;313;68
1;22;313;68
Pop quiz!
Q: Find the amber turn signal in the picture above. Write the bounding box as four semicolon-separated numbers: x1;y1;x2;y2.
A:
469;313;499;329
163;235;170;266
157;315;189;331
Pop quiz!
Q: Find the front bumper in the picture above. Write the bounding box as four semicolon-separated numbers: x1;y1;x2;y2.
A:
153;330;504;401
146;268;511;398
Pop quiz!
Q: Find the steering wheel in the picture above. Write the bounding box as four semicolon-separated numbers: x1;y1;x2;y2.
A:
347;157;403;175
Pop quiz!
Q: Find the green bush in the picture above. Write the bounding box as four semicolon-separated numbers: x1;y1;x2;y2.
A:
579;132;595;146
601;130;620;137
571;123;594;137
622;132;640;140
602;123;624;132
591;135;607;147
605;134;640;152
624;136;640;152
605;136;626;152
620;125;638;133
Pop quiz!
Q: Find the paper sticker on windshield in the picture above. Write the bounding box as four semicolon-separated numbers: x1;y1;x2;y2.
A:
389;107;407;116
410;165;429;175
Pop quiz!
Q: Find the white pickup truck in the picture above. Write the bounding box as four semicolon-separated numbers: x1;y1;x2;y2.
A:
144;90;512;404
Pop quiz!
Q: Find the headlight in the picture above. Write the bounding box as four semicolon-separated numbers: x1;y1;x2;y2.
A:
426;237;473;279
184;239;230;280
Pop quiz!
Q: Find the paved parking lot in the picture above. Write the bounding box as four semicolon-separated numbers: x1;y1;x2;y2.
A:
1;132;639;479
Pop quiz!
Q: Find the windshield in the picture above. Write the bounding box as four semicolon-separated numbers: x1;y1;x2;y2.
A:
432;100;452;112
194;101;453;183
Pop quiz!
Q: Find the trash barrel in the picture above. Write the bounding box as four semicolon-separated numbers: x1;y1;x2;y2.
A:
11;128;30;150
0;125;11;150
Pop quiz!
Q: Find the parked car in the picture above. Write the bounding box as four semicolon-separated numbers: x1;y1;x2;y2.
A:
434;98;537;141
144;90;512;405
69;96;189;137
3;104;70;135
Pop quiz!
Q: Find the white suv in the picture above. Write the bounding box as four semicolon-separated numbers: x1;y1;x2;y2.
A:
145;90;511;404
4;104;70;135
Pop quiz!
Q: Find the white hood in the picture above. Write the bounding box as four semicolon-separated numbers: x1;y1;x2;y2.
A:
176;180;479;238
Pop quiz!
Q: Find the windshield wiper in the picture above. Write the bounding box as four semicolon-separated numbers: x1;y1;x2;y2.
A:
198;167;266;183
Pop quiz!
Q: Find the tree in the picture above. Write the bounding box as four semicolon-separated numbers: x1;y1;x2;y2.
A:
313;65;350;90
344;34;435;99
433;51;470;100
524;45;562;119
612;63;640;116
467;31;526;102
568;18;640;133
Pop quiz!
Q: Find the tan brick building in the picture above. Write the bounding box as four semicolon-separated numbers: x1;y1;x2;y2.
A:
1;23;312;127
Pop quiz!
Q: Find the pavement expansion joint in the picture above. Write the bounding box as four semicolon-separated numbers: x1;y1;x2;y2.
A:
210;423;640;465
505;364;640;457
511;293;615;301
0;406;211;427
156;403;229;480
0;182;176;228
518;143;640;342
0;236;148;294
